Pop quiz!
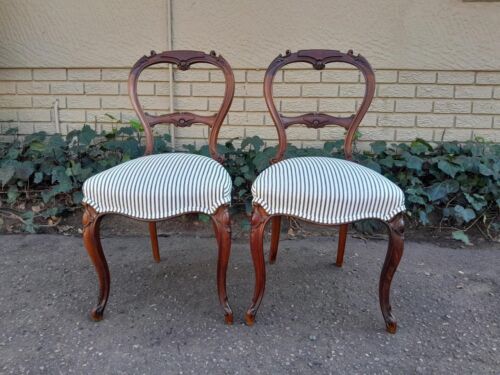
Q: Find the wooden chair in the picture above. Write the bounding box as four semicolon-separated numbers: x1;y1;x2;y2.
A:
245;50;406;333
82;50;235;324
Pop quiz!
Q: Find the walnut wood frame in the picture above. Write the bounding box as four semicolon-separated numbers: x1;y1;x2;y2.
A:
82;50;235;324
246;49;405;333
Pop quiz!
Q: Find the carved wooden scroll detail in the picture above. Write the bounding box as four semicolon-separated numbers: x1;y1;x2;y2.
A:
264;49;375;163
128;50;235;161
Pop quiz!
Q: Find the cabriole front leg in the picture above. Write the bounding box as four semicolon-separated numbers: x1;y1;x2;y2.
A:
211;205;233;324
82;204;110;321
380;213;405;333
245;205;270;325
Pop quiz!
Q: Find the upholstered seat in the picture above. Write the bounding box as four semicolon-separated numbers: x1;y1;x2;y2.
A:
83;153;232;220
252;156;406;224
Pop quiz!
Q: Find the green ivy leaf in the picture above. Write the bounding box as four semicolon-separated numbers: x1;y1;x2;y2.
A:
453;205;476;223
464;193;487;212
452;230;471;245
438;160;463;178
0;165;15;187
370;141;387;154
425;180;459;201
234;176;245;187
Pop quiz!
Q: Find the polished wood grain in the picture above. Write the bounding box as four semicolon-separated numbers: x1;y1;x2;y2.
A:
247;50;404;333
82;50;235;323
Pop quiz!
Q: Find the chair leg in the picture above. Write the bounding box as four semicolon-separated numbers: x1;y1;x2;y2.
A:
380;213;405;334
269;216;281;264
336;223;349;267
211;205;233;325
149;222;160;263
245;205;270;325
82;204;110;321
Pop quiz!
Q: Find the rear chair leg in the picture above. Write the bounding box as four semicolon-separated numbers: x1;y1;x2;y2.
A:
269;216;281;264
82;204;110;321
149;222;160;263
336;223;349;267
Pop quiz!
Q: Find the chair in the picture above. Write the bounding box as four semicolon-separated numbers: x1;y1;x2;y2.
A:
81;50;235;324
245;50;406;333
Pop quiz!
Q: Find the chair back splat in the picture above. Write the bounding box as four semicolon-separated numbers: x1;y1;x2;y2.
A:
263;49;375;163
128;50;235;162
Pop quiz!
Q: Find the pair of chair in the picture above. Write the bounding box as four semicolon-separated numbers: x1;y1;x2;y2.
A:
82;49;406;333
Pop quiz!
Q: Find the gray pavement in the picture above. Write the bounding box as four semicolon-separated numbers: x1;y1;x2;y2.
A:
0;233;499;374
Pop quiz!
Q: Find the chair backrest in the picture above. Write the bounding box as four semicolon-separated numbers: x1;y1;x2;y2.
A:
264;49;375;163
128;50;235;162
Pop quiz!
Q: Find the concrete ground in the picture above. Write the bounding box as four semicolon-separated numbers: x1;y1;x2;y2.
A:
0;233;499;374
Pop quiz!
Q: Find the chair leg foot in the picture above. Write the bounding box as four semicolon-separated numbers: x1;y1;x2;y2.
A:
245;205;269;325
211;205;233;325
82;204;110;322
380;213;404;334
269;216;281;264
336;223;348;267
149;222;160;263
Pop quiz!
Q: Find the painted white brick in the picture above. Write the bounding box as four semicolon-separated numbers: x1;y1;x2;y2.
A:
228;113;264;126
321;70;359;83
101;69;129;81
441;128;473;142
417;114;454;127
210;70;246;82
319;98;356;112
120;82;154;95
68;69;101;81
85;82;119;95
0;110;17;121
437;72;475;84
494;116;500;129
245;126;279;139
433;100;471;114
493;87;500;99
245;98;267;112
319;126;346;140
209;97;244;112
472;101;500;114
396;128;433;141
286;127;318;140
455;86;492;99
476;72;500;84
34;69;66;80
0;82;16;94
368;99;395;113
359;127;396;141
399;71;436;83
67;96;101;109
395;99;433;113
378;114;415;127
378;84;415;98
219;125;245;139
455;115;492;128
18;109;51;121
302;84;338;97
174;97;207;111
472;129;500;142
86;110;121;123
155;82;191;96
101;96;132;109
0;96;32;108
59;110;86;122
339;84;365;97
416;85;453;98
192;83;226;97
234;83;261;97
273;84;301;97
374;70;397;83
33;96;66;108
50;82;84;94
281;98;317;112
173;70;209;82
16;82;50;94
285;70;321;83
33;123;58;134
0;69;32;81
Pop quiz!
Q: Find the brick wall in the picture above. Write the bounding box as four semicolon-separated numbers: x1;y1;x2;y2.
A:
1;67;499;148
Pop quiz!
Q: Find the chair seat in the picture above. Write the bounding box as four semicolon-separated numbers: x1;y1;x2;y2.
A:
252;157;405;224
83;153;232;220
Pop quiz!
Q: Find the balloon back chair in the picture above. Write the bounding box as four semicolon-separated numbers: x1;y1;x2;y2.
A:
245;50;406;333
82;50;235;324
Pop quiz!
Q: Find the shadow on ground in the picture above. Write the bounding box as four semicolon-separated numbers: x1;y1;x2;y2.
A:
0;233;499;374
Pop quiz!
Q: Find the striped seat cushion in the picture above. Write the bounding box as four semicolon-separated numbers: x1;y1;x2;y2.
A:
82;153;231;220
252;157;405;224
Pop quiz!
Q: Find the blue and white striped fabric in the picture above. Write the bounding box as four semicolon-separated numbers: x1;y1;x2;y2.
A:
82;153;232;220
252;157;405;224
